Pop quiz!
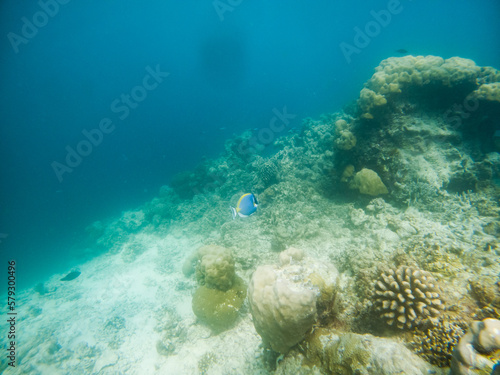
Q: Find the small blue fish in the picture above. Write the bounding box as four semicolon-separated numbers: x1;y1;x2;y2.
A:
231;193;258;219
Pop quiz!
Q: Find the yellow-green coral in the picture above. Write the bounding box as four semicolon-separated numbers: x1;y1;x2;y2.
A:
349;168;388;196
334;119;357;150
192;276;246;333
358;55;487;118
471;82;500;103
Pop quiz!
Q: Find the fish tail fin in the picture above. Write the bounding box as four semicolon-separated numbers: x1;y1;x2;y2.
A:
230;206;237;220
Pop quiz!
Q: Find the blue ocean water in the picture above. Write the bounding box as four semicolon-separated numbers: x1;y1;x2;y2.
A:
0;0;499;290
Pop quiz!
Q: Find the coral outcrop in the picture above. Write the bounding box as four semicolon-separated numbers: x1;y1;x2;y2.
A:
450;318;500;375
471;82;500;103
248;248;338;353
333;55;500;206
334;119;357;150
373;266;444;329
186;245;245;332
357;55;484;119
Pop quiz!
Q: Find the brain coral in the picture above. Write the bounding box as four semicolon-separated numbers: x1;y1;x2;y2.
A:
373;266;444;329
349;168;388;196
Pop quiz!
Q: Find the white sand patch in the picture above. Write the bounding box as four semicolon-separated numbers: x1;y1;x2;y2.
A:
0;233;265;374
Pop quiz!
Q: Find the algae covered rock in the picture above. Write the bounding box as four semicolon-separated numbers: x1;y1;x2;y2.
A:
248;248;338;353
191;276;246;333
294;328;438;375
350;168;388;196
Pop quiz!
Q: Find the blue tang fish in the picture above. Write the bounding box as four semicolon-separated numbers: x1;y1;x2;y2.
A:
231;193;258;219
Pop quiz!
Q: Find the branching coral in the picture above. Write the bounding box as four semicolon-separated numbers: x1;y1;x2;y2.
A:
373;266;444;329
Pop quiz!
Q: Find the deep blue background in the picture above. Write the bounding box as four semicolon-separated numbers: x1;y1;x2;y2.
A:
1;0;499;289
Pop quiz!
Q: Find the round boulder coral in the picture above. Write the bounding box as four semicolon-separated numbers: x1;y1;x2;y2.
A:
349;168;388;196
192;276;246;333
195;245;235;291
373;266;444;329
248;248;339;353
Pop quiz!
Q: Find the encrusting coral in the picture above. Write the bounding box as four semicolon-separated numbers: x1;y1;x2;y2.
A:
372;266;444;329
410;316;468;367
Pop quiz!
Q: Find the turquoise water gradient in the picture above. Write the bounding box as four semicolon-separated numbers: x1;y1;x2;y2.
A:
0;0;499;288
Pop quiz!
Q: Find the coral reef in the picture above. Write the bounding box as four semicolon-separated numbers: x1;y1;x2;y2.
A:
332;55;500;207
248;248;338;353
410;316;468;367
372;266;444;329
450;318;500;375
60;55;500;374
357;55;485;119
